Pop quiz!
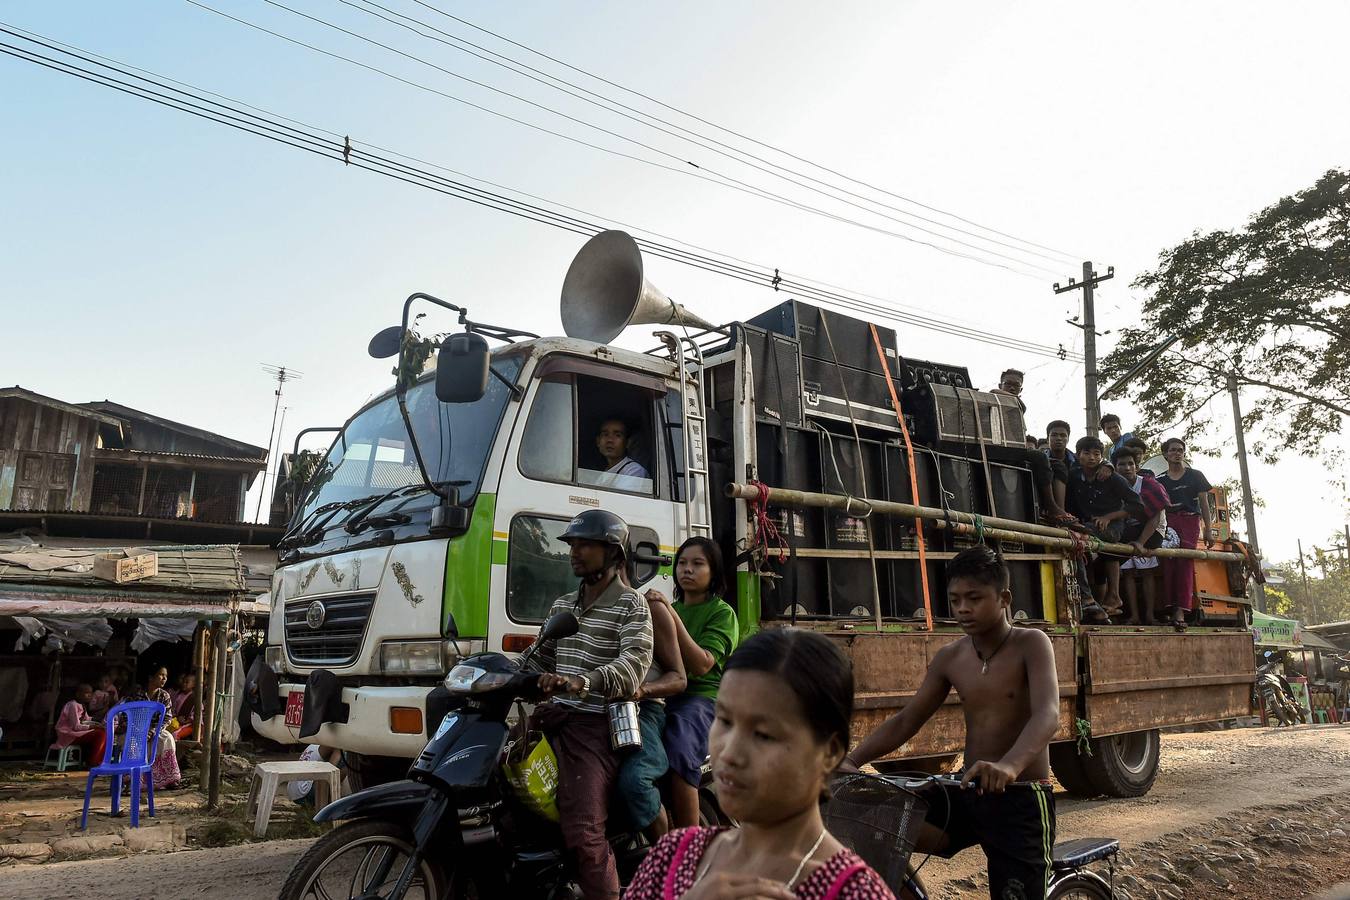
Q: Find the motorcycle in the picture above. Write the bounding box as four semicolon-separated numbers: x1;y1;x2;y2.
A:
1257;651;1308;727
278;611;725;900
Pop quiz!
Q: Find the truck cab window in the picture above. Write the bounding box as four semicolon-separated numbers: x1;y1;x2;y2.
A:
517;371;657;496
506;515;576;623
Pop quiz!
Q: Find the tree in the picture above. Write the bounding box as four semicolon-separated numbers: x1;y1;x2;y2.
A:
1267;533;1350;626
1102;168;1349;466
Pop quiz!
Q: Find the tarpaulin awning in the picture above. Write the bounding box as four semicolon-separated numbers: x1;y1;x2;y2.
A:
1251;610;1302;649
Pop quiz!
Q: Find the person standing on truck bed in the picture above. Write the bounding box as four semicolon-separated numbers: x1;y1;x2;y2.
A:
646;536;740;829
842;545;1060;900
1066;436;1146;621
1156;437;1214;631
527;509;655;900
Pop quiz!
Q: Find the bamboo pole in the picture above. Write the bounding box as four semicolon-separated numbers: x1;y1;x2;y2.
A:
207;623;227;810
726;482;1244;562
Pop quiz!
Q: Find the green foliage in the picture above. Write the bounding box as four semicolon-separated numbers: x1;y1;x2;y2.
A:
1267;535;1350;625
392;312;444;392
1102;168;1349;466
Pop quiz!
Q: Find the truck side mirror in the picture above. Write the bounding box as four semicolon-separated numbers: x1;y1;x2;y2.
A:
436;332;490;404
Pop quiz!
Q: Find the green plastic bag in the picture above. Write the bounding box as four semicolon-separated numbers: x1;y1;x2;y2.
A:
505;733;561;822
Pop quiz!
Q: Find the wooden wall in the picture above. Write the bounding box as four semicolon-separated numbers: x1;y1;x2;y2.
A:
0;397;100;512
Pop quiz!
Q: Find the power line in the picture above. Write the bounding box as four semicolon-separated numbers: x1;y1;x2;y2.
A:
336;0;1074;269
183;0;1058;280
0;27;1080;361
409;0;1084;263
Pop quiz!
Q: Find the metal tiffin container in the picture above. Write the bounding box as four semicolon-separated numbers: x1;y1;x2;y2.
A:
606;699;643;752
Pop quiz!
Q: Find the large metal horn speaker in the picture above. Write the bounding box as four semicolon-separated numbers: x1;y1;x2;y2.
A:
561;230;717;344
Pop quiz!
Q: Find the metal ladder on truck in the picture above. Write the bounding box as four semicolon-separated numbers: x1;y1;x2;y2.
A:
658;331;711;541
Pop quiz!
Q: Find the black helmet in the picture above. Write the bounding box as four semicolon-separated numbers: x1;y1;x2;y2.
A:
558;509;629;556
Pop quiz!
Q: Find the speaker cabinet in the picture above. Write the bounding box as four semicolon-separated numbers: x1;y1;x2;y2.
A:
747;300;899;376
905;382;1027;450
738;325;805;427
898;357;972;391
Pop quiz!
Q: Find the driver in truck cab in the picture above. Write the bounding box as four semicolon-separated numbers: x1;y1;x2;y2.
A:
526;509;654;900
590;416;650;489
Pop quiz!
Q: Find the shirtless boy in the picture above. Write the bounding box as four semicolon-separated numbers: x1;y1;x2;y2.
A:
844;545;1060;900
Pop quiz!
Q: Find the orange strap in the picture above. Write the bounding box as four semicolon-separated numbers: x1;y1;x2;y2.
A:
870;325;933;630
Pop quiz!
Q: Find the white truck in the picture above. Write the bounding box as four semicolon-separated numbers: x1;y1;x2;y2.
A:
249;231;1255;794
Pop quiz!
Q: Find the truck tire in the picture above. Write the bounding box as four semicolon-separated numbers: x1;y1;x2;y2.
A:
1048;742;1099;797
343;752;409;792
1081;729;1160;797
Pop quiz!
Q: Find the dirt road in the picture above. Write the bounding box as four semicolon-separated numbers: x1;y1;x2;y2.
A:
2;725;1347;900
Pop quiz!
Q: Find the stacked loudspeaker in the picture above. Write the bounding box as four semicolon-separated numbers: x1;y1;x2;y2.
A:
747;300;901;433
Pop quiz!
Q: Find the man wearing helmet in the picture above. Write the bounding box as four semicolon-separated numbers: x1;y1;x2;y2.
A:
526;509;654;900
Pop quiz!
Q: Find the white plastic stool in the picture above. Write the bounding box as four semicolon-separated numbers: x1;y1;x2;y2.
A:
43;743;83;772
246;760;342;837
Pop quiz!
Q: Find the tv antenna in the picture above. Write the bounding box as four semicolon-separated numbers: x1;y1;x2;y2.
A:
256;364;303;522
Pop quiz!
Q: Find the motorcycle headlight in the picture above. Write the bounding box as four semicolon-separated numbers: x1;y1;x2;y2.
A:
378;640;453;676
444;664;514;693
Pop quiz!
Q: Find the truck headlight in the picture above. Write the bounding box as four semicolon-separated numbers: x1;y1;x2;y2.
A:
264;644;285;672
378;640;452;675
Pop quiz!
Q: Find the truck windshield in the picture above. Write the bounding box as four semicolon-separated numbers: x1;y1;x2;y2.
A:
295;355;523;523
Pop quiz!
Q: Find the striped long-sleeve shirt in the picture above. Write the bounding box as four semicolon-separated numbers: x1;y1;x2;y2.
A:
525;577;653;715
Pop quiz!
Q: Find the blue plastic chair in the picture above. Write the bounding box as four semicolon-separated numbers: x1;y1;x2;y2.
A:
80;700;166;830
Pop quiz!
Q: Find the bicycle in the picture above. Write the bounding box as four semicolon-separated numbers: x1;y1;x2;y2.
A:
825;772;1119;899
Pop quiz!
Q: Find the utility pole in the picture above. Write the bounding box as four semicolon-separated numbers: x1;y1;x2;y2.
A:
1227;372;1265;611
256;364;302;523
1297;539;1317;624
1054;261;1114;437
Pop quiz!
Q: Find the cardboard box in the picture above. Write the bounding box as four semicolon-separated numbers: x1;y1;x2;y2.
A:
93;551;159;584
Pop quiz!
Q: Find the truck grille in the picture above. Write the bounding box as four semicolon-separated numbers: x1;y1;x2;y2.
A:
285;593;376;667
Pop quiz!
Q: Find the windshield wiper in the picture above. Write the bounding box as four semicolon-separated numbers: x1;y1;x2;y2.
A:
343;484;436;535
279;501;346;550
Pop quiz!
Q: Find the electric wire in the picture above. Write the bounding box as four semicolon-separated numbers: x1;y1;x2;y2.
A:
409;0;1084;262
0;27;1079;360
338;0;1073;269
183;0;1057;280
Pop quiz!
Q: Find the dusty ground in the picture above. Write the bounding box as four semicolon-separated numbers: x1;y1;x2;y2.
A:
0;725;1347;899
922;723;1350;899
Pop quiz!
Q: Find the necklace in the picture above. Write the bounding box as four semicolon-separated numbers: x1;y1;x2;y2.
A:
693;828;828;890
973;628;1014;675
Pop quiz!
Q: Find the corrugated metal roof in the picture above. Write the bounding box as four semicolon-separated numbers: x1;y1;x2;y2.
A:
80;400;266;458
0;386;124;429
97;447;266;466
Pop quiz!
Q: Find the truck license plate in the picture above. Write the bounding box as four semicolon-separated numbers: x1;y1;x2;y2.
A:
284;690;304;727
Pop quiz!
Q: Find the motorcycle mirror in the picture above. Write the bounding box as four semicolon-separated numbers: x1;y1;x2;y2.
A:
538;611;580;644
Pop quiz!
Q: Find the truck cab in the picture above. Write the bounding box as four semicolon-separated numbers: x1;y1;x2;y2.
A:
254;335;707;762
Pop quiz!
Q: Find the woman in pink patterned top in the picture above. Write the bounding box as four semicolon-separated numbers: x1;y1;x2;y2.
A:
625;630;893;900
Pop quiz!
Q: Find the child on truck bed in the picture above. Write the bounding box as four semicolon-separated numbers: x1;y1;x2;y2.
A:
844;545;1060;900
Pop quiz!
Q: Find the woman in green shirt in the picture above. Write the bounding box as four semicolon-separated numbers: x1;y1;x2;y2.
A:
645;536;740;828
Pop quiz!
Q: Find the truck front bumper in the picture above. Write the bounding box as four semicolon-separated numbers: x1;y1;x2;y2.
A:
251;680;436;758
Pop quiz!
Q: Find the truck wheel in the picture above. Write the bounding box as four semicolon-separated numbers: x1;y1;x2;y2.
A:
1082;729;1160;797
1048;742;1099;797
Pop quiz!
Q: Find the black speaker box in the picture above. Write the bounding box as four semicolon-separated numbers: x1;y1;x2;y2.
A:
747;300;899;376
898;357;973;391
800;355;899;432
736;324;805;427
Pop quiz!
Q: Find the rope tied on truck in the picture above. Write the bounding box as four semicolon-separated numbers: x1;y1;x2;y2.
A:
748;480;790;565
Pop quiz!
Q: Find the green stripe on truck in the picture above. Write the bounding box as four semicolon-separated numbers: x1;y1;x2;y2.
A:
442;492;496;638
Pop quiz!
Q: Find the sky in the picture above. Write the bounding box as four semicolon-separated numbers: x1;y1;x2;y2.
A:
2;1;1347;563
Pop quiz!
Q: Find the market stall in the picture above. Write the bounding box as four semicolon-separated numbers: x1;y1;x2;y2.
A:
0;542;247;804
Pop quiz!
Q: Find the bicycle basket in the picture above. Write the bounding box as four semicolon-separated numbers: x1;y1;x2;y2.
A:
823;775;928;891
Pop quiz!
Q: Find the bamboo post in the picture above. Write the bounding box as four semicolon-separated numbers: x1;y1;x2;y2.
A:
725;482;1245;563
207;622;227;810
189;624;206;748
